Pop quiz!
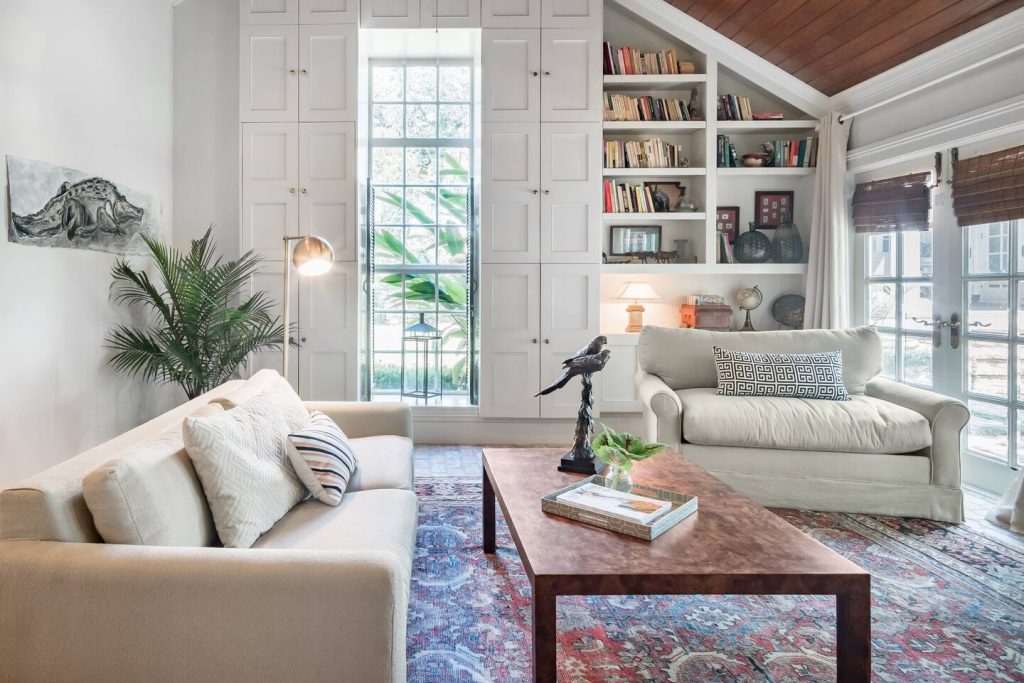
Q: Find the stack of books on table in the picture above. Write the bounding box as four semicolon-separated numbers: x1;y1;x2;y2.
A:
604;138;688;169
556;483;672;525
603;42;696;75
603;94;692;121
680;294;732;330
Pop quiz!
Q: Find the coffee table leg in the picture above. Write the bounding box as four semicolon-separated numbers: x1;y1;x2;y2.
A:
483;467;496;554
532;578;557;683
836;581;871;683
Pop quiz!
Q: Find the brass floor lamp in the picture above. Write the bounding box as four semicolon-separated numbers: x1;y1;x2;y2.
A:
282;234;334;381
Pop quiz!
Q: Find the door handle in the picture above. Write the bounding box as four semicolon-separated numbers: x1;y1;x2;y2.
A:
949;312;961;349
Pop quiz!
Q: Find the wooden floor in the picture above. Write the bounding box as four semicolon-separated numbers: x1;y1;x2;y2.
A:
413;445;1024;550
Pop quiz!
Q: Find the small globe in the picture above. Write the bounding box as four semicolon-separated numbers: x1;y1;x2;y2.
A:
736;285;763;312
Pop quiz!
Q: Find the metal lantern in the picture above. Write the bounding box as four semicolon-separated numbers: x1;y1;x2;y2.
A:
401;313;442;403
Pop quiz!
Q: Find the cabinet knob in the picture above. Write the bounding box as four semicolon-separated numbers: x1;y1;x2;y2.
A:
301;187;308;194
300;68;308;75
531;71;539;77
544;338;550;344
301;337;307;343
543;71;551;76
531;189;539;195
531;338;538;344
288;68;296;76
543;189;550;195
289;187;296;194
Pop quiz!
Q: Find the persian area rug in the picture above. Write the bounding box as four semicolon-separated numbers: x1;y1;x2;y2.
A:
408;478;1024;683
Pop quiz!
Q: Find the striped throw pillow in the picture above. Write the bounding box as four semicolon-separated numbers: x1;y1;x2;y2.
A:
286;411;358;506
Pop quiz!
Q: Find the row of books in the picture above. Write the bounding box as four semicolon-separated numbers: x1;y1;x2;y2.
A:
763;139;818;168
603;94;693;122
604;138;689;169
718;232;737;263
603;180;661;214
603;43;696;76
682;294;726;306
717;94;757;121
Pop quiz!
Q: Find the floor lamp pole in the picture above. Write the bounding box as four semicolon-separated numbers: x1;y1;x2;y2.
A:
282;237;293;381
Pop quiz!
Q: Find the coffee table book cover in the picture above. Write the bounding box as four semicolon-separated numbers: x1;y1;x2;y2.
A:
542;476;698;541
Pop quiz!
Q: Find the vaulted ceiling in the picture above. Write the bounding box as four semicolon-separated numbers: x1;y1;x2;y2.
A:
664;0;1024;95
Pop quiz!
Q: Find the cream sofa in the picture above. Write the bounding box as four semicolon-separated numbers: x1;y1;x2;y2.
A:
0;370;416;683
636;326;968;522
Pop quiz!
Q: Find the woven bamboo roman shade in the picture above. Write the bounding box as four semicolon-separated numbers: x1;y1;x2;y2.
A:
851;172;931;233
952;145;1024;227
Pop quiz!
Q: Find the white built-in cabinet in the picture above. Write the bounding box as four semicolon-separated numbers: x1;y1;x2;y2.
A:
362;0;484;28
239;1;357;400
361;0;598;29
479;3;601;418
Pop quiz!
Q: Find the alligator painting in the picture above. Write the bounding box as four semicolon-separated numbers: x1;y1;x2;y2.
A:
6;156;158;254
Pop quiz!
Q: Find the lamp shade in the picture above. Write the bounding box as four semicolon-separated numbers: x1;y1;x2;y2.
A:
291;235;334;276
617;282;660;302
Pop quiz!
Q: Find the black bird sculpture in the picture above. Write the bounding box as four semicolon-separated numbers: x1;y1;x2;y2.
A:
535;336;611;474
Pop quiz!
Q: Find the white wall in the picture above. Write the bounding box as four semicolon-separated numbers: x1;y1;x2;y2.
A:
0;0;174;486
173;0;240;256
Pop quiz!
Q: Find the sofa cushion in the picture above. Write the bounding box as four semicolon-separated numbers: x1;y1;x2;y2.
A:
183;393;305;548
0;380;246;544
253;488;418;581
82;404;222;547
678;388;932;454
211;371;309;431
287;411;359;506
347;436;414;492
639;326;882;394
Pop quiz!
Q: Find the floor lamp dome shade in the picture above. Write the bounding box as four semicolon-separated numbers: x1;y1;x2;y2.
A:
291;235;335;276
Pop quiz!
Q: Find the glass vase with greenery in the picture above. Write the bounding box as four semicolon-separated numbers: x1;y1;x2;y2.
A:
593;425;666;491
105;228;287;399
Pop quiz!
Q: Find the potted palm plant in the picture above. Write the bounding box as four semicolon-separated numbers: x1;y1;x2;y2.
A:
106;228;287;399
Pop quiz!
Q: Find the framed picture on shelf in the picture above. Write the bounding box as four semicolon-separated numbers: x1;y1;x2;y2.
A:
716;206;739;242
754;190;794;227
609;225;661;256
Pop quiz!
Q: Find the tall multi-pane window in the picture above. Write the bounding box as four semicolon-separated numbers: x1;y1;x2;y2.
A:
864;230;934;386
963;220;1020;467
367;60;475;405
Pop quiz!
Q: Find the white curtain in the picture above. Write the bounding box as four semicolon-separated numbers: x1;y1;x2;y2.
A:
987;471;1024;534
804;112;851;329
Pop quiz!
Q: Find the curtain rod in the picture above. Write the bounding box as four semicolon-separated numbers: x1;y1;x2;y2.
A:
838;42;1024;124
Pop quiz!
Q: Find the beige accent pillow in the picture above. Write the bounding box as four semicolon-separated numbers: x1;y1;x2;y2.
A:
212;373;309;431
82;404;222;547
183;394;305;548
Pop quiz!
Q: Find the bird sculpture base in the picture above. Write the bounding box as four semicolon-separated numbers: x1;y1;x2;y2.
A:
558;452;607;475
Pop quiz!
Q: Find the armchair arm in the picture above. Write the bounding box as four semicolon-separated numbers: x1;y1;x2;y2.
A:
0;541;408;683
305;401;413;439
635;369;683;448
866;377;969;488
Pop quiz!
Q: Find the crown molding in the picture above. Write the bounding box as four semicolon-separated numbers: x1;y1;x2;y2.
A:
846;93;1024;173
829;6;1024;113
609;0;829;118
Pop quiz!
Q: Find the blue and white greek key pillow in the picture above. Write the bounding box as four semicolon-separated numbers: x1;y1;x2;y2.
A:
713;346;849;401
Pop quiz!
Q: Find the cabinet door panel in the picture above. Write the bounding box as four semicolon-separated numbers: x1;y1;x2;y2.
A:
540;29;601;122
299;0;357;23
240;0;299;25
540;264;599;417
361;0;420;27
540;0;600;28
600;339;640;412
421;0;482;27
299;123;356;261
482;0;539;27
242;123;299;261
298;262;358;400
540;122;600;262
241;26;298;122
481;122;539;262
248;262;299;387
299;25;356;122
479;264;540;418
482;29;540;122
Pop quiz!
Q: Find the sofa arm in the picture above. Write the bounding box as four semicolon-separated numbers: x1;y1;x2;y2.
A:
0;541;408;683
635;369;683;448
305;401;413;439
866;377;969;488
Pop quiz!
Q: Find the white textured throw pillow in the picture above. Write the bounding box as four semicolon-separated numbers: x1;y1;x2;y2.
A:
287;411;359;506
183;394;306;548
714;346;850;401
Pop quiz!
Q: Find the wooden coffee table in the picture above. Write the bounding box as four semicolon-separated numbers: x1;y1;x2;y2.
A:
482;448;871;682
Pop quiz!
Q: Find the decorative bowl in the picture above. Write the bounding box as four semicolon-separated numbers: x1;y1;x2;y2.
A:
741;153;768;167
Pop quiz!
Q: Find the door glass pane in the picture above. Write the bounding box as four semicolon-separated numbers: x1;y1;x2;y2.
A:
868;283;896;328
967;222;1010;275
878;333;896;378
901;283;932;331
1018;281;1024;337
967;400;1009;463
867;233;895;277
902;231;933;278
967;340;1009;399
901;335;932;387
967;280;1009;335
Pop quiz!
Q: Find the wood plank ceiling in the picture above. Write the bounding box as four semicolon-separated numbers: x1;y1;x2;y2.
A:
665;0;1024;95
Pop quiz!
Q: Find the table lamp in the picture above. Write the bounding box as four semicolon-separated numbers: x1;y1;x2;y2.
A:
282;234;334;380
617;282;660;333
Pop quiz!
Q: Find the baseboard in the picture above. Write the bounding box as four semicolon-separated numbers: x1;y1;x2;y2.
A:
413;412;643;445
